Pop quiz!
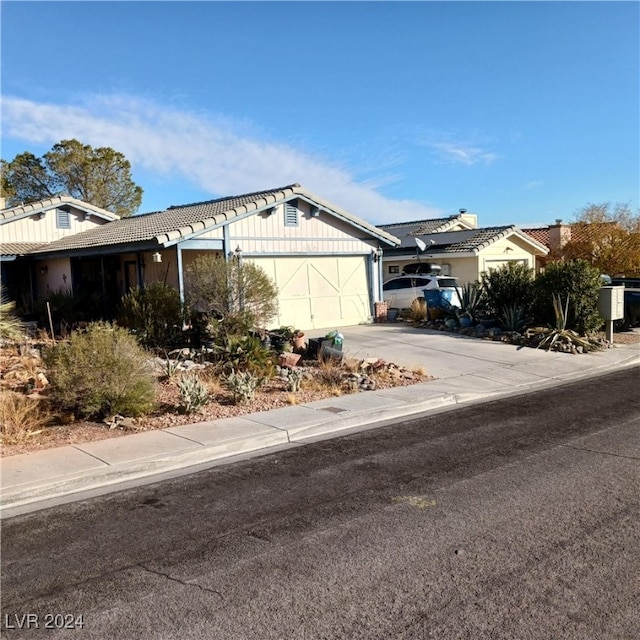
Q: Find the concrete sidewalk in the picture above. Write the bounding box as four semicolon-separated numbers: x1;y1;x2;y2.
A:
2;324;638;518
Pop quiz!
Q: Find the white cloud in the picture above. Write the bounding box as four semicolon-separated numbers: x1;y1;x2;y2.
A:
524;180;543;190
1;94;442;224
428;141;498;166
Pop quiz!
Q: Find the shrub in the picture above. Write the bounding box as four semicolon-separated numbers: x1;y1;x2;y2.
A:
43;322;156;419
0;392;53;444
481;263;535;317
118;282;183;348
407;298;427;322
533;260;602;335
211;334;276;377
185;254;279;329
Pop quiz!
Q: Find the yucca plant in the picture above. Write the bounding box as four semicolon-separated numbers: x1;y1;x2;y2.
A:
525;294;596;352
0;292;26;343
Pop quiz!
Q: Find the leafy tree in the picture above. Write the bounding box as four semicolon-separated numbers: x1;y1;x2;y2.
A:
561;202;640;276
185;254;279;330
1;139;143;217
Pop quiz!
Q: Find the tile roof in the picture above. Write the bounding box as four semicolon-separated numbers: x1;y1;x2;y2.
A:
522;227;549;246
27;184;400;255
424;226;517;254
385;226;548;256
378;214;472;238
0;195;118;223
1;242;48;257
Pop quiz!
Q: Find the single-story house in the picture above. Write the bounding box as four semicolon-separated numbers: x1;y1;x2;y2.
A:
377;213;549;284
1;185;400;331
0;196;119;307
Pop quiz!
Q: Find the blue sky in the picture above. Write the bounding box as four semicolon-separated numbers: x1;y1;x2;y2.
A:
1;1;638;228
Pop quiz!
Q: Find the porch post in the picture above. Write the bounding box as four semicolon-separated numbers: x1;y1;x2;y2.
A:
176;245;185;307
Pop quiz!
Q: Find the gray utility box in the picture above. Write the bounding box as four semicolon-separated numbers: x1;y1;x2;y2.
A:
598;286;625;321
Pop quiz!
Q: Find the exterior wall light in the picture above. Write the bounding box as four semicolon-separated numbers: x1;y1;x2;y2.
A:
152;251;162;263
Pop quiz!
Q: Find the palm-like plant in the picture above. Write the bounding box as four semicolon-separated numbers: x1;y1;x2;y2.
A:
457;282;484;322
0;291;25;343
526;294;596;351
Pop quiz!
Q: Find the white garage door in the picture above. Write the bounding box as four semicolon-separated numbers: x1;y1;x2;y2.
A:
252;256;371;331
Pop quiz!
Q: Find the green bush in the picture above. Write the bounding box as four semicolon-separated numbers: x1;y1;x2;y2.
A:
185;254;279;329
118;282;183;348
533;260;603;335
43;322;156;419
481;262;535;317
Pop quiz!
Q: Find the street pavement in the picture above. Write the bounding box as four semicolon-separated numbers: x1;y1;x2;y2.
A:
2;323;638;519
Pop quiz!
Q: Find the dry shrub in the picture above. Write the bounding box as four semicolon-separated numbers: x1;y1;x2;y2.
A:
303;359;345;395
407;298;427;322
0;392;53;444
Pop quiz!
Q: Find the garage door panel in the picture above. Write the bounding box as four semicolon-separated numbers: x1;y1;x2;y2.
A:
251;256;371;330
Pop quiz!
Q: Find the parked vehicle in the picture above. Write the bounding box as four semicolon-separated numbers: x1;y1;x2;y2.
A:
383;274;462;310
611;277;640;327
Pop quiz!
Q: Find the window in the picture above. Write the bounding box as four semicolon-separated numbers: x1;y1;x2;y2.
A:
56;208;71;229
284;202;299;227
388;265;400;274
383;278;412;291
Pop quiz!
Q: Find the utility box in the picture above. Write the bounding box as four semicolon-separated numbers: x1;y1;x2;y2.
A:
598;286;625;321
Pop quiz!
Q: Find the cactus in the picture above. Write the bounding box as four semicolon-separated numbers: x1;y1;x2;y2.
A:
223;369;264;404
285;368;304;392
177;373;209;414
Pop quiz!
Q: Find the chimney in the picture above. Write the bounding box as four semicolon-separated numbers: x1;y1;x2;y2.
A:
549;220;571;250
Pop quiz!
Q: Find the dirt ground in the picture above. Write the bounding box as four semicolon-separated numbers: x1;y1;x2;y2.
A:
2;328;638;458
0;354;425;458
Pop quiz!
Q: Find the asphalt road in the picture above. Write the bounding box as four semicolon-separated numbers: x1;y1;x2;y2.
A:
2;367;639;640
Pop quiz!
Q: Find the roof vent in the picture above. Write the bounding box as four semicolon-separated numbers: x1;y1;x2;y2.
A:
459;208;467;214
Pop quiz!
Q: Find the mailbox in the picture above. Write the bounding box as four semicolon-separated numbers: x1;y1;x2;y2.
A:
598;286;625;321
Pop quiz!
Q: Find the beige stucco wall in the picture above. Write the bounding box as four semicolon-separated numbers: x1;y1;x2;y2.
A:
35;257;72;298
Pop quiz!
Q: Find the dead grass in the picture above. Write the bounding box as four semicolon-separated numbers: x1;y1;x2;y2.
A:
0;392;55;445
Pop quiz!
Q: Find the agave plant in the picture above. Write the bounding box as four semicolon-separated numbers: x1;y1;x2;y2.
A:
457;282;484;322
499;304;529;332
525;294;596;352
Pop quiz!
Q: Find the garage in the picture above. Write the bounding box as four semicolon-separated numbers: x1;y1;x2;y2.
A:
252;256;372;331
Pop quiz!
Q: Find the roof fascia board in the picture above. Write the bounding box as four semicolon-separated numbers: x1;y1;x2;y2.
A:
158;206;269;247
29;241;161;260
177;238;224;251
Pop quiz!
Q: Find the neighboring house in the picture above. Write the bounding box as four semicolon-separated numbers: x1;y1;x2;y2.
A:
522;219;621;271
0;196;119;307
378;214;548;284
2;185;400;331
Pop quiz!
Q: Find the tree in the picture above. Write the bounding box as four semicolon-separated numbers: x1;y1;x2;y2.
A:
561;202;640;276
1;139;143;217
